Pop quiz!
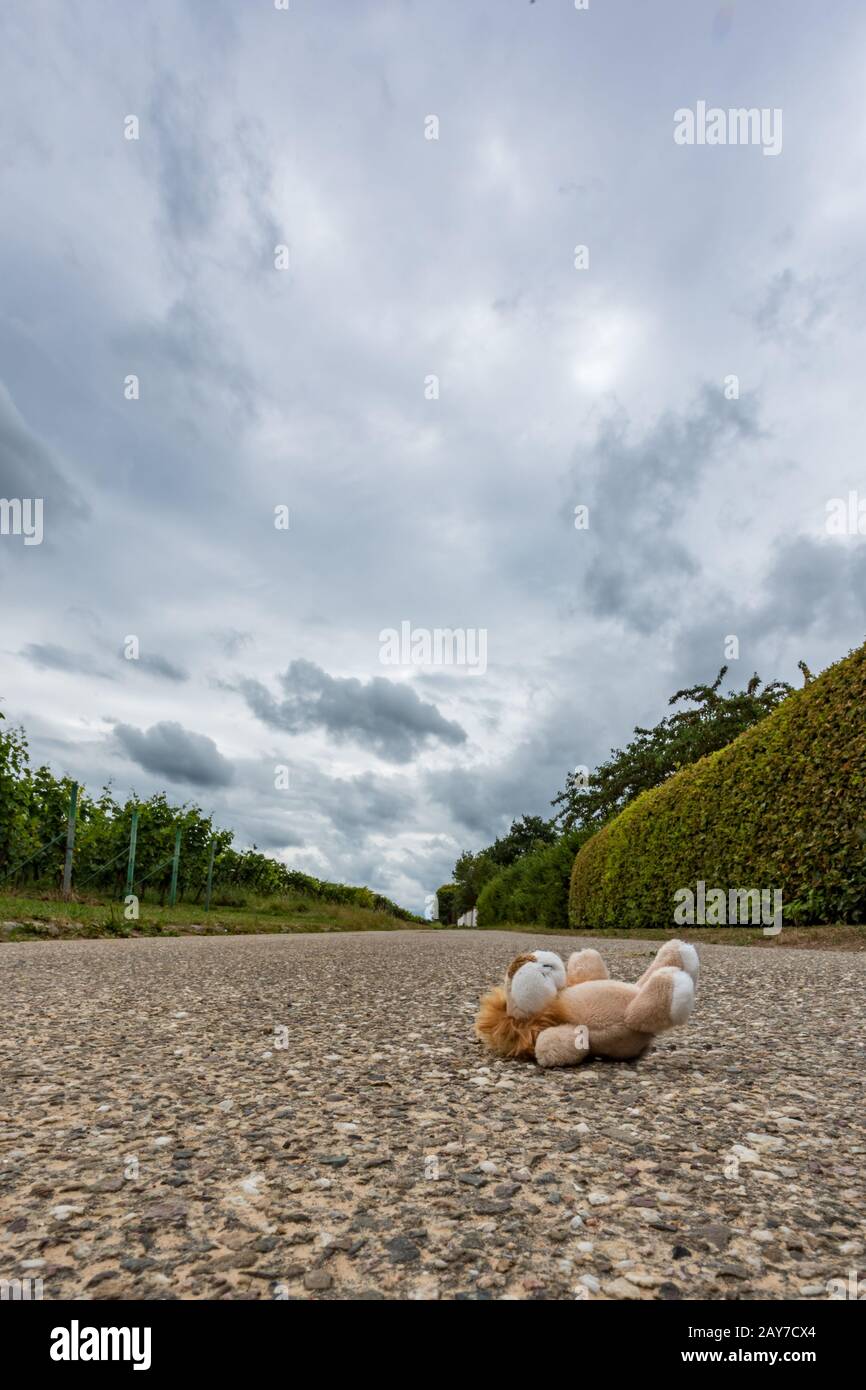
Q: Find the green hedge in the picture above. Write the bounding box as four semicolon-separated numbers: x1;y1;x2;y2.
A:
435;883;458;924
569;641;866;929
478;829;590;930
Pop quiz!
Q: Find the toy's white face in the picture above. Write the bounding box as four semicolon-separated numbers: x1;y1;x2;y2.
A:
507;950;566;1018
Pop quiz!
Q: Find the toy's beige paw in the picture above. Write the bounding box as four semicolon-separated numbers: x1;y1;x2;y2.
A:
536;1024;590;1068
636;939;700;991
667;939;700;985
625;966;694;1033
566;948;608;984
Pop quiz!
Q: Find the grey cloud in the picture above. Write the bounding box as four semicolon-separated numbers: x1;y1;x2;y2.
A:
671;535;866;691
239;660;467;764
425;697;596;842
20;643;113;679
218;764;416;862
492;290;525;315
63;606;102;631
753;269;830;339
575;386;763;633
148;76;221;240
314;771;415;835
115;297;259;438
0;382;87;516
752;535;866;636
147;65;280;263
425;765;510;838
114;721;235;788
125;652;189;683
23;641;187;687
232;817;306;852
212;628;253;657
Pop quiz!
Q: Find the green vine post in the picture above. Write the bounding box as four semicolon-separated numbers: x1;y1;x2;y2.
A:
168;828;181;908
125;809;139;898
61;783;78;898
204;838;216;913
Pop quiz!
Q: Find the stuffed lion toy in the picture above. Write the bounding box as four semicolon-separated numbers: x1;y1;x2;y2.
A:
475;939;698;1067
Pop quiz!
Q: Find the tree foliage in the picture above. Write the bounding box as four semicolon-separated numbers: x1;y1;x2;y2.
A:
552;667;793;832
451;815;558;914
476;827;592;930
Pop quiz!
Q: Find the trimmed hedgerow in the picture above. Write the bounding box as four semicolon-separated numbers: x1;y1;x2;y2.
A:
478;828;591;930
569;642;866;929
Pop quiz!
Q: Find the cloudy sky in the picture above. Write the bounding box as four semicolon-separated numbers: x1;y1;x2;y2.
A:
2;0;866;912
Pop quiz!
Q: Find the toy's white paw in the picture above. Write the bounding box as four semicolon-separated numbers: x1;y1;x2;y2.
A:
669;968;695;1025
670;939;700;985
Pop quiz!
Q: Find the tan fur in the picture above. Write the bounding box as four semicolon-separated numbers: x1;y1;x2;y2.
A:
474;985;567;1060
475;941;697;1067
506;953;537;980
535;1024;590;1068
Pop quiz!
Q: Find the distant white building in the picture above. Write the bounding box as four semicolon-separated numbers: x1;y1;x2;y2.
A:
456;907;478;927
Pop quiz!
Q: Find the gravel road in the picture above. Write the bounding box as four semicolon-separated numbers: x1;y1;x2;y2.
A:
1;929;864;1301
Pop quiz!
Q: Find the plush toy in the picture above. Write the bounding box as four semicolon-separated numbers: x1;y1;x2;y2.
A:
475;939;698;1067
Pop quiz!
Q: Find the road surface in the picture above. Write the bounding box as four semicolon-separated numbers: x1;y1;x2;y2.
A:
1;930;863;1300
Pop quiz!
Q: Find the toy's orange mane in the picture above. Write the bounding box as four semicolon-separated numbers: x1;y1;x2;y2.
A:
474;985;567;1060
